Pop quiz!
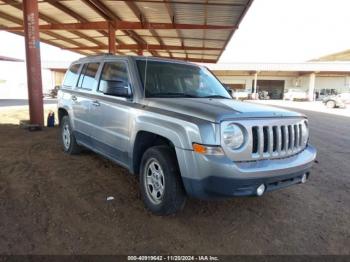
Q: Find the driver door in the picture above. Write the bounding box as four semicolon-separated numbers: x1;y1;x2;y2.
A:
92;60;133;166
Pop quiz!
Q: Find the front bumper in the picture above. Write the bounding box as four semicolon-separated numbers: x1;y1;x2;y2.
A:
177;145;317;199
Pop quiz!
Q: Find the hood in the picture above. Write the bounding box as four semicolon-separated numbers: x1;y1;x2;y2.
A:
145;98;304;123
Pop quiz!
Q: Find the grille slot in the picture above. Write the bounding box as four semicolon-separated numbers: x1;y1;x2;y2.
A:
272;126;278;152
280;126;286;151
263;126;269;153
251;121;306;159
294;124;298;148
252;126;259;154
288;125;293;150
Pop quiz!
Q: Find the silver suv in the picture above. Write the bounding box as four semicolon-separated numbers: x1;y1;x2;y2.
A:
58;55;317;215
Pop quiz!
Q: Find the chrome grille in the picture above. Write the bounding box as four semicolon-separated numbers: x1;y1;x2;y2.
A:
252;123;304;159
221;118;308;162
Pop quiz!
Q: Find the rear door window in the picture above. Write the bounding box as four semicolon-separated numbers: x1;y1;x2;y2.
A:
62;63;80;88
77;63;100;90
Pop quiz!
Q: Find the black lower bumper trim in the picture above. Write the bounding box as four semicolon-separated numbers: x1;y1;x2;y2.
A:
182;171;310;199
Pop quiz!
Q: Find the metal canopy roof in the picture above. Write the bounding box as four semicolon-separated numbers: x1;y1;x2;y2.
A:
0;0;253;63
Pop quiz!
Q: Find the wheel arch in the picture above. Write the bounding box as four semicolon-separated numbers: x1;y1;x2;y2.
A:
58;107;69;126
132;130;178;176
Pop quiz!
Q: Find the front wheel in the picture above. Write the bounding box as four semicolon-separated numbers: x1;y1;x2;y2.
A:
140;145;186;215
326;100;336;108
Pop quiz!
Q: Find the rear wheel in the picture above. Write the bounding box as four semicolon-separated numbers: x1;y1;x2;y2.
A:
326;100;336;108
61;115;81;154
140;145;186;215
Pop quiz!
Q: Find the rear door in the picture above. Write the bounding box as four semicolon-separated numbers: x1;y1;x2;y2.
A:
72;62;101;142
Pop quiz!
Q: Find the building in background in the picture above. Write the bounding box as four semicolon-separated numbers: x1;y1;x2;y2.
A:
0;59;67;100
207;62;350;101
43;61;71;88
5;58;349;102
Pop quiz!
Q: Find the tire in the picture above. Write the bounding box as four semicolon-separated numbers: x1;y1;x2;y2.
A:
140;145;186;215
60;115;82;155
326;100;336;108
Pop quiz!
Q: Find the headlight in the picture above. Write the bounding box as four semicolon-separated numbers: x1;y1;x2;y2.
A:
301;121;309;144
222;123;245;150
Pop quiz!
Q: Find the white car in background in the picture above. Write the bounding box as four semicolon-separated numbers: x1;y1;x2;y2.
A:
232;89;250;100
284;89;308;101
322;93;350;108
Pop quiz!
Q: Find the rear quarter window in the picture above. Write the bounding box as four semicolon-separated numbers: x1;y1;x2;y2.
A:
77;63;100;90
62;64;81;88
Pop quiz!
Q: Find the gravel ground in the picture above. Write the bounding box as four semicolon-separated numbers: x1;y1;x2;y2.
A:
0;107;349;255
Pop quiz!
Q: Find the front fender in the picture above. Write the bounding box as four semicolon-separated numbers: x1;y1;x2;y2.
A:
130;115;200;150
128;113;220;180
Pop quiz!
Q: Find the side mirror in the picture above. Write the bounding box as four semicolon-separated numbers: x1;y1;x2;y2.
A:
103;80;131;97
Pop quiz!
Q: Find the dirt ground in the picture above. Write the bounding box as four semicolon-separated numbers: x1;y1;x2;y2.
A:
0;106;349;255
0;104;57;125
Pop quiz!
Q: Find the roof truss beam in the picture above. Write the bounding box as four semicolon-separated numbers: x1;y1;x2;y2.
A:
44;1;109;38
45;0;247;7
0;0;100;55
80;0;157;56
62;44;222;51
124;1;172;57
0;3;91;55
153;56;216;63
59;34;227;42
0;21;237;31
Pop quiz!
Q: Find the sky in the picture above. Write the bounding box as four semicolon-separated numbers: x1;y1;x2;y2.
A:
0;0;350;64
0;32;82;62
219;0;350;63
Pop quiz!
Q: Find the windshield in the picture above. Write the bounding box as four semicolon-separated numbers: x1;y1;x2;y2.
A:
136;60;231;99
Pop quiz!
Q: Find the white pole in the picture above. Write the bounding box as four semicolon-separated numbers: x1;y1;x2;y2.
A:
308;73;316;101
253;72;258;99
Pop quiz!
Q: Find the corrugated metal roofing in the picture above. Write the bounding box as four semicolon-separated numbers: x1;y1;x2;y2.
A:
0;0;253;63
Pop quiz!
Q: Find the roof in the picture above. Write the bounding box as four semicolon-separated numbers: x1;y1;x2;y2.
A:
205;62;350;73
312;49;350;62
0;0;253;63
0;55;23;62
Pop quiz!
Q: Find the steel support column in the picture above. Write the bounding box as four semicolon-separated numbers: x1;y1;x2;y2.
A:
108;22;116;54
23;0;44;126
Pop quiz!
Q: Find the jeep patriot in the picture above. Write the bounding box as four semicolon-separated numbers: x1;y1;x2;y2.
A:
58;55;317;215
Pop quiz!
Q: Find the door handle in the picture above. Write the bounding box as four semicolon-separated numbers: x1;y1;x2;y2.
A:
71;95;77;101
92;100;100;107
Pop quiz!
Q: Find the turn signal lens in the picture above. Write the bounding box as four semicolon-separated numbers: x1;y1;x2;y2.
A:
192;143;224;155
193;143;207;154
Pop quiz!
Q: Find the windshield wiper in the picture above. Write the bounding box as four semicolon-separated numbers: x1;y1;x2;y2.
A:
202;95;231;99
